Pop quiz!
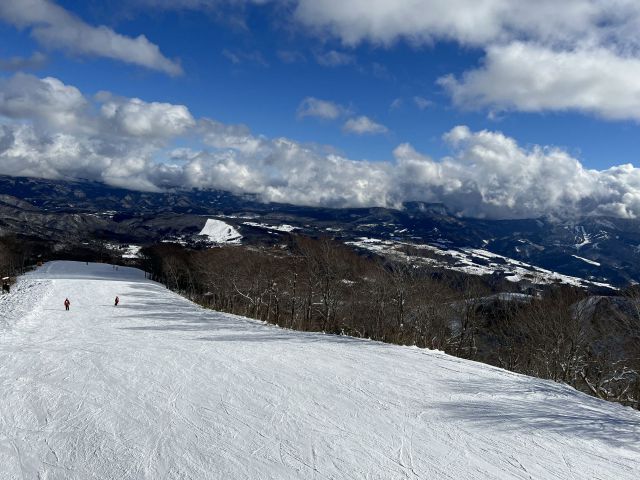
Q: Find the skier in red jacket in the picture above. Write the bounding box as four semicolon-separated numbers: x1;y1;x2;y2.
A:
64;298;70;311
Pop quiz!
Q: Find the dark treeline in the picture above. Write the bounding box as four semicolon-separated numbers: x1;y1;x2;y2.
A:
0;235;49;280
141;237;640;410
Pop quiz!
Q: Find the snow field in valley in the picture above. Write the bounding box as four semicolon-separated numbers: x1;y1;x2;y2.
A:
0;261;638;479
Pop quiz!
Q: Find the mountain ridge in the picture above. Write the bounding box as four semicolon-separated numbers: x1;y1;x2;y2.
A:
1;174;639;287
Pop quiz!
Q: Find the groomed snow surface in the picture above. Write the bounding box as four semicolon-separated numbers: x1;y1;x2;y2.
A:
0;261;638;479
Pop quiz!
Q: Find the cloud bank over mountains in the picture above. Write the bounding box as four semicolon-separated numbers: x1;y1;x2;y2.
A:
2;73;640;219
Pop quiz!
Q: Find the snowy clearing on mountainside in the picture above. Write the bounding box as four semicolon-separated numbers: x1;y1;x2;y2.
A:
197;218;242;244
347;237;615;290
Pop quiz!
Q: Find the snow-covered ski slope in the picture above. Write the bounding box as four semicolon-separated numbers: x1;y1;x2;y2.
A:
0;262;638;479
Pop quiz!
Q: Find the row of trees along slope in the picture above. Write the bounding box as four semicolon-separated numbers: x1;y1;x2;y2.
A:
139;236;640;410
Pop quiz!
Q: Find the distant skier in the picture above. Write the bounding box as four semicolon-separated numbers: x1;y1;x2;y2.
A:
64;298;70;311
114;296;119;307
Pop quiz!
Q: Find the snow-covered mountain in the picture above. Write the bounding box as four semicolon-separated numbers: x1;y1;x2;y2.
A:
0;261;638;478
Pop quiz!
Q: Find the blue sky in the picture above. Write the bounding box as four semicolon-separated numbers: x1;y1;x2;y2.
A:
1;0;635;167
2;1;640;218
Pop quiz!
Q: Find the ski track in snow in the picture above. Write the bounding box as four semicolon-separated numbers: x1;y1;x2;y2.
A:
0;261;639;479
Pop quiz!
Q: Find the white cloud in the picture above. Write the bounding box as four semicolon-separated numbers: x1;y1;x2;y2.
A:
172;140;391;207
390;98;403;110
292;0;638;49
8;74;640;219
315;50;355;67
0;52;47;72
413;96;431;110
297;97;346;120
343;116;388;135
440;42;640;121
85;1;640;119
132;0;273;9
394;126;607;219
0;74;194;191
100;96;195;138
277;50;306;64
131;0;630;52
0;74;195;139
222;49;269;67
287;0;640;120
0;73;87;129
294;0;502;46
387;125;640;219
371;62;392;80
198;118;267;154
0;0;182;76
